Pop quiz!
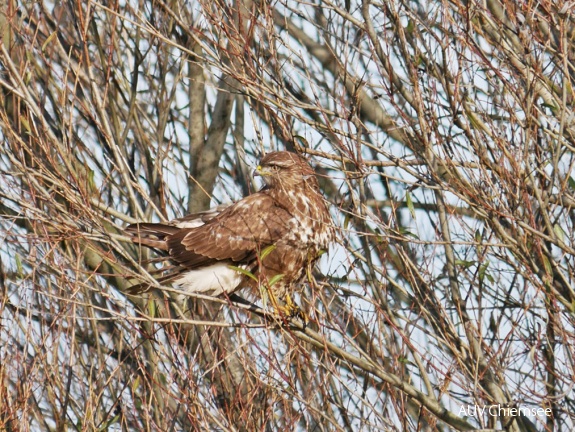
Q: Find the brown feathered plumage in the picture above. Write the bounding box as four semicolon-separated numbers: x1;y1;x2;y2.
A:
126;151;334;312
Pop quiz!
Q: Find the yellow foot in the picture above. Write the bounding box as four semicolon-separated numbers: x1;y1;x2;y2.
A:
280;294;308;328
264;288;308;328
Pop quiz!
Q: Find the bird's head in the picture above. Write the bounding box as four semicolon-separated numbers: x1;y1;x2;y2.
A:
254;151;317;189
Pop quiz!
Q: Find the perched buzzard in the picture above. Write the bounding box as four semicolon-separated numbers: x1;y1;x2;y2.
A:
126;151;334;319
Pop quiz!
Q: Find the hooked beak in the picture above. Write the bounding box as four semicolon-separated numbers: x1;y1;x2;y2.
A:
253;165;270;177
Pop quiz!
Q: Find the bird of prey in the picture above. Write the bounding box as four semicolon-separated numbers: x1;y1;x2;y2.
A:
126;151;334;319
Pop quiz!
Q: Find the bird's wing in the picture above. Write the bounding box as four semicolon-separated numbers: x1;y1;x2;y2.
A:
166;193;293;269
172;204;230;228
125;205;230;246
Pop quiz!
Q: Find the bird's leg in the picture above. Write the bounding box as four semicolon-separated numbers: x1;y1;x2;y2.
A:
265;288;307;327
265;286;282;316
282;294;308;326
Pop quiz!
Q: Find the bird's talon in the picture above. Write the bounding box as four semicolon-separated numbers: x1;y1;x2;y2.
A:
281;295;308;328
